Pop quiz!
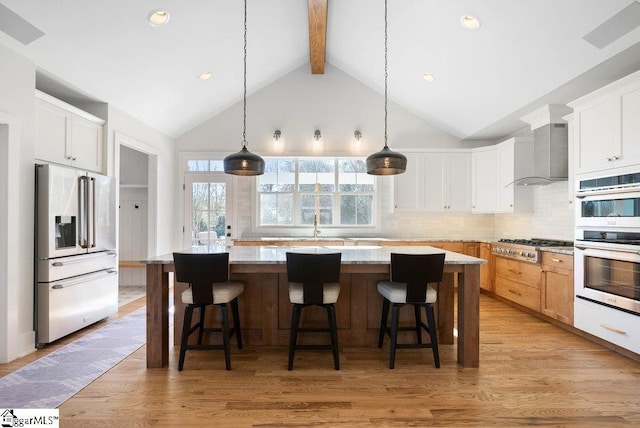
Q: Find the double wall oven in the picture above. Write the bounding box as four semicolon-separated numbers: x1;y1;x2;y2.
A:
574;172;640;316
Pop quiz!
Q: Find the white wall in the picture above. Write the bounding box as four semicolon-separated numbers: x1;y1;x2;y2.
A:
0;40;177;362
177;63;476;155
108;107;177;257
120;145;148;186
177;63;491;237
0;44;38;362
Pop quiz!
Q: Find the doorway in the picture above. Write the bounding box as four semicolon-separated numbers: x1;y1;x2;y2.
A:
183;173;233;249
118;145;149;306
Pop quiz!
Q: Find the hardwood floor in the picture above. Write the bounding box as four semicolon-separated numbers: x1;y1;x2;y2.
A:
4;294;640;427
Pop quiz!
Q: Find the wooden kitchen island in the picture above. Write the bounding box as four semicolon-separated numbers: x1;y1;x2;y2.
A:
143;245;485;368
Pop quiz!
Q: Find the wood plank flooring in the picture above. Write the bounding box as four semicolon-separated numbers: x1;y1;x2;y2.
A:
3;294;640;427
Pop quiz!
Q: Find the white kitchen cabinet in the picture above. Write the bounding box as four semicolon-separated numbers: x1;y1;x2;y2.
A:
471;146;497;213
394;151;471;212
443;153;472;211
471;138;533;213
575;298;640;355
496;138;534;213
35;90;105;173
569;70;640;175
394;152;422;211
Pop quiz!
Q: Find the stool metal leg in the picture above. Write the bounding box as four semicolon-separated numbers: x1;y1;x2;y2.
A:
327;304;340;370
220;304;231;370
378;298;390;348
179;305;194;371
197;305;206;345
231;298;243;349
414;305;422;344
389;304;400;369
288;305;301;370
425;304;440;368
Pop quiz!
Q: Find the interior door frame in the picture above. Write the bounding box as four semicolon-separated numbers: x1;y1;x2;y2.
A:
183;173;234;249
114;131;158;260
0;112;23;363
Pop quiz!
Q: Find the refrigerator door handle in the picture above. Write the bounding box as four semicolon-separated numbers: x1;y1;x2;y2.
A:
51;269;118;289
79;175;89;249
90;177;97;248
50;252;117;267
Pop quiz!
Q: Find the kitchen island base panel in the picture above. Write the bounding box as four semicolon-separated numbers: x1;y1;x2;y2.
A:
144;246;483;369
155;265;475;367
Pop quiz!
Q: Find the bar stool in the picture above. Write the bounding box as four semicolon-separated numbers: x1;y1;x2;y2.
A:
286;252;342;370
377;252;445;369
173;252;244;371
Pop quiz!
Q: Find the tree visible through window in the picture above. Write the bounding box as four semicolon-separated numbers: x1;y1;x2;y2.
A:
257;157;374;228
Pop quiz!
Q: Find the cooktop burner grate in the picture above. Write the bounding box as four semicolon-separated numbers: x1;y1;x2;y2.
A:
497;238;573;247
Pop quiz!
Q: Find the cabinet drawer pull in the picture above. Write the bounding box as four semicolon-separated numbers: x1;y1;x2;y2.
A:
508;289;522;296
508;269;522;275
600;324;627;335
552;258;562;263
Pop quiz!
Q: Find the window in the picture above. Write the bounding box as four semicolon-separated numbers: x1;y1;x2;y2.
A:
338;159;374;225
258;159;295;225
186;160;224;172
257;157;375;228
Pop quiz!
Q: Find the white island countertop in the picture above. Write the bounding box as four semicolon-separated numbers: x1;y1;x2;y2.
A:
144;245;487;265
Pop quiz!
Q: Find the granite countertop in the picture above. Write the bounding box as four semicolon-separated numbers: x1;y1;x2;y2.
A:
234;237;497;243
143;245;487;265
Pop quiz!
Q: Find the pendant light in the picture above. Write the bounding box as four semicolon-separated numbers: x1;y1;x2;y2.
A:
366;0;407;175
224;0;265;176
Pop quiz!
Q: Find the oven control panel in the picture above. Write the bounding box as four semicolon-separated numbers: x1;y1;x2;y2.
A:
492;245;539;263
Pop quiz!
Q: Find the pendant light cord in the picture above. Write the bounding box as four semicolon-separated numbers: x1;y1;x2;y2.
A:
242;0;248;147
384;0;388;149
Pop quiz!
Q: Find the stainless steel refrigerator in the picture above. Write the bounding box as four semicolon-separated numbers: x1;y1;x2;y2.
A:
35;163;118;345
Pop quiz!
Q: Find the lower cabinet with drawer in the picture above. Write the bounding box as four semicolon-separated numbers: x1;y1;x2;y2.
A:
494;257;542;311
575;298;640;355
540;252;574;325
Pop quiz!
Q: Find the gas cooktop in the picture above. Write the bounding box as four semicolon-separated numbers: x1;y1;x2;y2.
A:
497;238;574;247
492;238;573;263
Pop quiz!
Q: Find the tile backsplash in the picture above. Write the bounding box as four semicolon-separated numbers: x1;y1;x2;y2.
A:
237;177;574;241
382;181;574;241
494;181;574;241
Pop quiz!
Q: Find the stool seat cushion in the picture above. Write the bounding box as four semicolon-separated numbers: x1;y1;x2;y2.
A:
289;282;340;304
181;281;244;305
377;281;437;304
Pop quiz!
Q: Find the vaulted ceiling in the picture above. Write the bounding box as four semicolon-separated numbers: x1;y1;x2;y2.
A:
2;0;640;141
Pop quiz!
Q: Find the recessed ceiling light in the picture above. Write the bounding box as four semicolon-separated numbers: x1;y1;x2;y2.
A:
148;9;170;26
461;15;480;30
199;71;212;81
422;73;434;82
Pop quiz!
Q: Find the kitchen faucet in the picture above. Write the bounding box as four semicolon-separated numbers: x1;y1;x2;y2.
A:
313;213;321;239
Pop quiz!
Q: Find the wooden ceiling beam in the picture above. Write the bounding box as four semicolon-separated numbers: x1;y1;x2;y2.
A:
308;0;327;74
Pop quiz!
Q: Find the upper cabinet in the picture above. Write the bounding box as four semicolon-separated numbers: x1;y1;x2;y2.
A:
35;90;105;173
471;138;533;213
394;151;471;212
569;70;640;175
471;146;498;213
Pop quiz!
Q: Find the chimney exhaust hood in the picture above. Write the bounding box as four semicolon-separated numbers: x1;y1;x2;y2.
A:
515;105;572;186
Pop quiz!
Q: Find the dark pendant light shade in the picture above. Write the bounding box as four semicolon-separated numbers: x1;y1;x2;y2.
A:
366;0;406;176
224;0;264;176
366;146;407;175
223;145;265;176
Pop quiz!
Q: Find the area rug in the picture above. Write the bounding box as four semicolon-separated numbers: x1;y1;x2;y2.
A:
0;307;146;409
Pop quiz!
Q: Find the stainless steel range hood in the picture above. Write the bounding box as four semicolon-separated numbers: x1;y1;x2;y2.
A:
516;105;571;186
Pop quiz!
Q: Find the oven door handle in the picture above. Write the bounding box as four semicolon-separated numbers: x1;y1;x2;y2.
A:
576;185;640;198
575;245;640;263
575;244;640;255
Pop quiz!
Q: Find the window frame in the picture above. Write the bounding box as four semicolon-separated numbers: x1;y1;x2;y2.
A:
254;156;379;234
